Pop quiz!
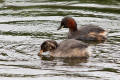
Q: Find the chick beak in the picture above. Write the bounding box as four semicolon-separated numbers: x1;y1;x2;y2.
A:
57;25;64;30
39;50;43;55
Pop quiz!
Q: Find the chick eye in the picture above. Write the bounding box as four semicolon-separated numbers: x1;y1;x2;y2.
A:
49;46;56;50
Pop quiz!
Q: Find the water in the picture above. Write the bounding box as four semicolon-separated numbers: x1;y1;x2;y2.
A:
0;0;120;80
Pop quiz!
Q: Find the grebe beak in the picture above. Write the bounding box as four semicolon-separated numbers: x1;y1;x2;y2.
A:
39;50;43;55
57;25;64;30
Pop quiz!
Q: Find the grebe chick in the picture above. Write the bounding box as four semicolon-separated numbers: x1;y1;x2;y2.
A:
38;39;91;58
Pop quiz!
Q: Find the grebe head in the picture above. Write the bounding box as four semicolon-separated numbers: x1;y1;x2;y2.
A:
57;16;77;32
39;40;58;55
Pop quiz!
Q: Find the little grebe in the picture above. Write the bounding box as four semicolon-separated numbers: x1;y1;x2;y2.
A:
38;39;91;58
57;16;107;42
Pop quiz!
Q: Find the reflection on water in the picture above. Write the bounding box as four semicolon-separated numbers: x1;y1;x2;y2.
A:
0;0;120;80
